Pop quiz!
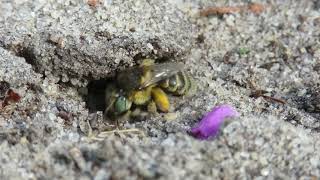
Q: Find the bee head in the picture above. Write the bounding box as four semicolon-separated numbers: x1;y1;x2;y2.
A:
114;96;132;115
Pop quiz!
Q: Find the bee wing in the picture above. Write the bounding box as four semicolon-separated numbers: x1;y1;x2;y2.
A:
139;62;185;89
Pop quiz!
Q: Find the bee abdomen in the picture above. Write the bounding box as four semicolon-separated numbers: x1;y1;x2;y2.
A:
160;71;194;96
174;72;190;95
159;75;176;92
186;75;197;96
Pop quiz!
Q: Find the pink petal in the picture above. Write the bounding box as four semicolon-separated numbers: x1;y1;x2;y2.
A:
190;104;239;140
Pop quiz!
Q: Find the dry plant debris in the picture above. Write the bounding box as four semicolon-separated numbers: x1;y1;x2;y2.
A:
200;3;265;16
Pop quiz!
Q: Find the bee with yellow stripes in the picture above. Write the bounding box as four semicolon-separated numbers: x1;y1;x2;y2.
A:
104;59;196;120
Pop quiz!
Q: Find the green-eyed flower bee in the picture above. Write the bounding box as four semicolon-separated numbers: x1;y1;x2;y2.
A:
104;59;196;120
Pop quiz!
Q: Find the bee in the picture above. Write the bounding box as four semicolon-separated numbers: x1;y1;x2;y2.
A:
104;59;196;120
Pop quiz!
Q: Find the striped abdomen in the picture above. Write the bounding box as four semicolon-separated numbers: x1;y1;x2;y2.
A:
159;71;196;96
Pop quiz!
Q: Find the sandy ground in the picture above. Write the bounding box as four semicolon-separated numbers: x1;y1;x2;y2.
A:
0;0;319;179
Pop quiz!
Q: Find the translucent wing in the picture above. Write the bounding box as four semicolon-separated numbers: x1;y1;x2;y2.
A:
139;62;185;89
116;62;185;91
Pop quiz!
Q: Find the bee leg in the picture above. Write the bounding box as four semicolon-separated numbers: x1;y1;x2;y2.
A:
119;110;131;124
131;108;142;117
151;87;170;113
130;107;149;121
147;100;158;115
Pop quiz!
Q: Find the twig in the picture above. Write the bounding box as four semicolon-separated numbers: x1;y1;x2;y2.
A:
200;3;265;17
250;90;286;104
261;95;286;104
91;128;145;141
200;6;241;16
87;0;100;7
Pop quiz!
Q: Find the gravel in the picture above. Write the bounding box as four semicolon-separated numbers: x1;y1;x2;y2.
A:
0;0;319;179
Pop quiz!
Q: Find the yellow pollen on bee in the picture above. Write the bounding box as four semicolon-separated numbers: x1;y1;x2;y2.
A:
151;87;170;113
129;86;152;105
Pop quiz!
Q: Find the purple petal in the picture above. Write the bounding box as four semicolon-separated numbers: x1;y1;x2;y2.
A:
190;104;239;140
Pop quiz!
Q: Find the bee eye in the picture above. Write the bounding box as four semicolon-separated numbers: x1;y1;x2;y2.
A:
114;96;132;114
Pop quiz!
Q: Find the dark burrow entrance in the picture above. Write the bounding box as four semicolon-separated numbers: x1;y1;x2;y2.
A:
84;79;109;113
